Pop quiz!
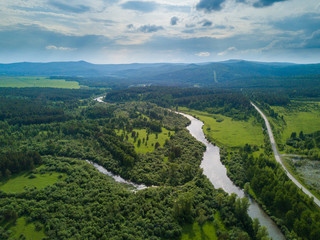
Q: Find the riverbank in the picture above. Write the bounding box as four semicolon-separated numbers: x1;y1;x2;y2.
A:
178;107;264;148
177;111;285;240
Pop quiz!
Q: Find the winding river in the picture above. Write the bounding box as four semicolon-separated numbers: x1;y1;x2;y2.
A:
92;97;285;239
251;103;320;208
86;160;147;190
179;112;285;240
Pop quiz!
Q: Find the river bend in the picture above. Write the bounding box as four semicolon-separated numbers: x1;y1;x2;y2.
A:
178;112;285;240
93;97;285;239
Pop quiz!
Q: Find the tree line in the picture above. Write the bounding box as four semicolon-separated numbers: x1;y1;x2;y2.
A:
0;151;42;179
106;87;253;120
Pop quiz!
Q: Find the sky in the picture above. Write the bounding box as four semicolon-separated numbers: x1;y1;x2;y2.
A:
0;0;319;63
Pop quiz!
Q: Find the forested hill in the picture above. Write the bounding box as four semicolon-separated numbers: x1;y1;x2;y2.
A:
0;61;185;77
1;60;320;88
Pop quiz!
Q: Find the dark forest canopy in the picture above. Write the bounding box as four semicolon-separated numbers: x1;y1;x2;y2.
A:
0;87;102;101
105;87;253;120
0;88;102;125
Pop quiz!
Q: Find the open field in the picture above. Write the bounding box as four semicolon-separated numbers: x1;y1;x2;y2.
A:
179;107;265;148
116;127;174;154
9;217;46;240
0;76;80;89
0;170;64;193
181;221;218;240
268;101;320;201
181;212;224;240
270;101;320;142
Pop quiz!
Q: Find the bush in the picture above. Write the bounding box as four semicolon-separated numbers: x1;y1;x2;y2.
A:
28;174;37;179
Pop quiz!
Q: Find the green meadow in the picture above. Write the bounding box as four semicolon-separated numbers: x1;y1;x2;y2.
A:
116;127;174;154
181;212;224;240
0;170;64;193
0;76;80;89
181;221;218;240
179;107;264;148
0;168;62;239
270;101;320;142
8;217;46;240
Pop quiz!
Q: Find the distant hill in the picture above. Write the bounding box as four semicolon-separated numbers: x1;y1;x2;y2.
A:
0;61;174;77
1;60;320;88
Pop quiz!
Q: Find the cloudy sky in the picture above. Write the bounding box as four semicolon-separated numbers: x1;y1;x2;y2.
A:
0;0;319;63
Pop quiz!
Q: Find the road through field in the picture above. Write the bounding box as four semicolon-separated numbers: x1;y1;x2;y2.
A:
251;102;320;208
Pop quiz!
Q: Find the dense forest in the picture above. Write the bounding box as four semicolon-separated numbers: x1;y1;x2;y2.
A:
0;151;42;179
0;87;268;239
220;147;320;239
285;131;320;158
106;87;253;120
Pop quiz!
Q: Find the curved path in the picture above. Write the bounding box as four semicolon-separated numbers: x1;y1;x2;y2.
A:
251;102;320;208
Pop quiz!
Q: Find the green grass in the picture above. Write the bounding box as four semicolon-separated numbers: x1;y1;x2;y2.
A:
0;76;80;89
181;212;224;240
180;107;264;148
271;102;320;142
268;101;320;199
181;221;218;240
9;217;46;240
116;127;174;154
0;170;64;193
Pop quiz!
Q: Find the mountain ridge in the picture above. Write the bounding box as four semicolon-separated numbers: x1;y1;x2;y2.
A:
1;60;320;88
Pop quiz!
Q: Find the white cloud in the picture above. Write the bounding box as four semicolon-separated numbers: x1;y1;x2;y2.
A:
0;0;319;63
46;45;76;51
217;46;237;56
195;51;210;57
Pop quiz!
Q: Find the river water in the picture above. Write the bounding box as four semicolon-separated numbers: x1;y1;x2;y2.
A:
86;160;148;190
179;112;285;240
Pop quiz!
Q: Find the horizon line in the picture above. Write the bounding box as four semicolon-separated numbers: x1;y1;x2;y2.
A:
1;59;320;65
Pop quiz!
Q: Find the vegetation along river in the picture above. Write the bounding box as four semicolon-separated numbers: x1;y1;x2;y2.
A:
178;112;285;240
93;97;285;239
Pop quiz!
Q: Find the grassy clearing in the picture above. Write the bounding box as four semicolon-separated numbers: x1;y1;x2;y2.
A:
0;170;64;193
181;221;218;240
181;212;224;240
270;101;320;142
116;127;174;154
9;217;46;240
0;76;80;89
180;107;264;148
